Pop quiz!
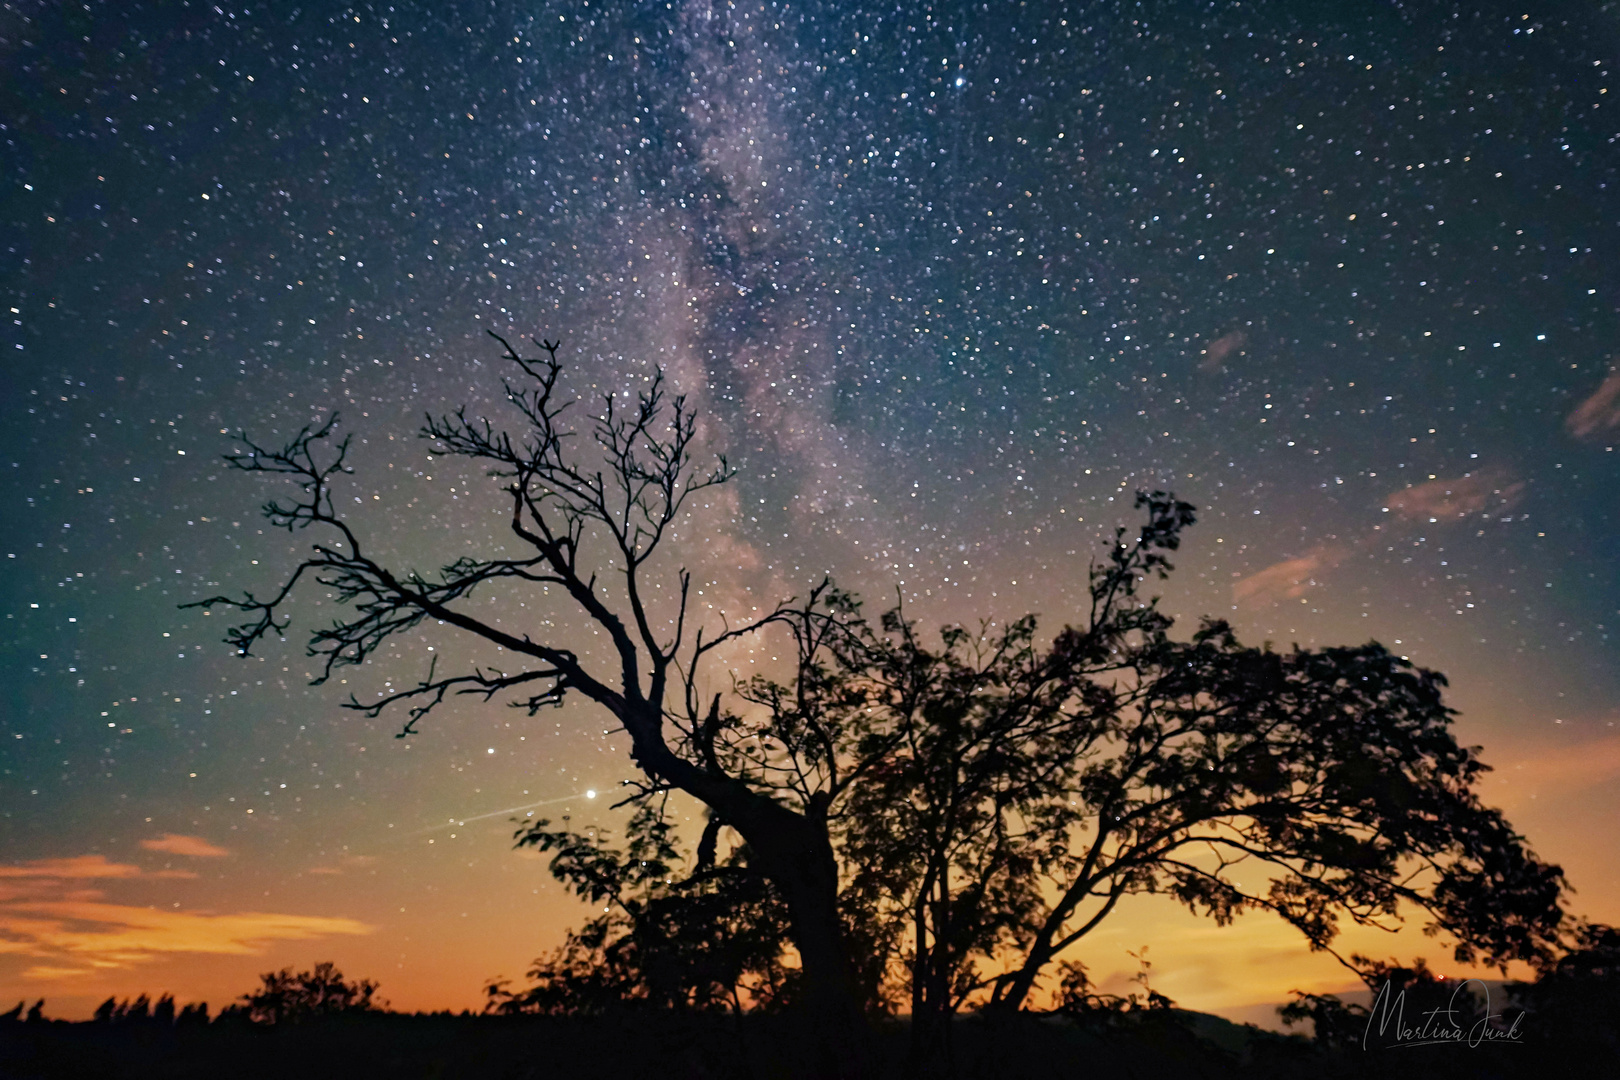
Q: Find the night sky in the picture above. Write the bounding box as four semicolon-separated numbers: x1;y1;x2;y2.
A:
3;0;1618;1021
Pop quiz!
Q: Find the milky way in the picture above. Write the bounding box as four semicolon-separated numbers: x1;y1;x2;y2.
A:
2;1;1617;1016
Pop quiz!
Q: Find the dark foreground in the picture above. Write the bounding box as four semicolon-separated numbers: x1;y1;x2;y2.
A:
0;1008;1608;1079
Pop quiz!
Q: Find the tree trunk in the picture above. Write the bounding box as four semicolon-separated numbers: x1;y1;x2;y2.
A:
907;874;932;1074
624;714;875;1077
986;940;1050;1016
734;802;873;1079
779;866;877;1080
908;878;955;1079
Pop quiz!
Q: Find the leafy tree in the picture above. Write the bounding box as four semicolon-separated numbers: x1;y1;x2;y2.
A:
1277;988;1370;1052
92;993;169;1025
710;491;1567;1071
0;1000;45;1024
1054;947;1177;1018
93;993;201;1026
235;962;382;1025
152;993;176;1025
486;802;795;1017
733;494;1557;997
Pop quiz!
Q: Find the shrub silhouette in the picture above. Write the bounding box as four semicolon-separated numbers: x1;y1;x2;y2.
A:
233;962;383;1025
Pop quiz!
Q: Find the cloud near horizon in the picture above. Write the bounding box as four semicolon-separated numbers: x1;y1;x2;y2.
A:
0;855;150;881
139;835;231;858
0;855;372;980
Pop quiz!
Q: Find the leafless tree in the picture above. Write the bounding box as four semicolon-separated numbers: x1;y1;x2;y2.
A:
188;335;875;1077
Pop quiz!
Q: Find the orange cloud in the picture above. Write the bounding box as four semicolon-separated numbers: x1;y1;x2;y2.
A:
1199;330;1247;372
0;902;372;979
1567;365;1620;440
1477;734;1620;809
0;856;145;881
0;856;195;893
0;854;374;980
139;835;231;858
1232;544;1350;609
304;853;378;877
1235;468;1525;607
1383;469;1524;523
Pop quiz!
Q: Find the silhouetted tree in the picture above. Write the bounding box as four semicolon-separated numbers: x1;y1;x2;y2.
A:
1277;989;1368;1052
237;962;382;1025
487;802;796;1016
1279;956;1483;1050
195;338;1567;1077
970;601;1569;1012
1510;921;1620;1058
92;992;186;1027
123;993;151;1022
714;492;1566;1066
1054;947;1176;1018
152;993;176;1025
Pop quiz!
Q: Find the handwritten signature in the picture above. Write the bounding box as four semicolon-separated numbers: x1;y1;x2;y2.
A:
1364;979;1525;1050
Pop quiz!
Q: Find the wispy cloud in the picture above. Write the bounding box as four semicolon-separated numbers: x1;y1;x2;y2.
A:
1231;544;1349;607
1;903;372;979
1233;468;1523;608
304;854;377;877
0;854;372;980
139;835;231;858
1199;329;1247;372
0;855;194;891
1477;733;1620;809
1382;468;1524;523
1566;365;1620;440
0;855;147;881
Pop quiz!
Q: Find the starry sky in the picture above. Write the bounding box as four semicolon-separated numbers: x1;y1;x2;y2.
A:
3;0;1618;1022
